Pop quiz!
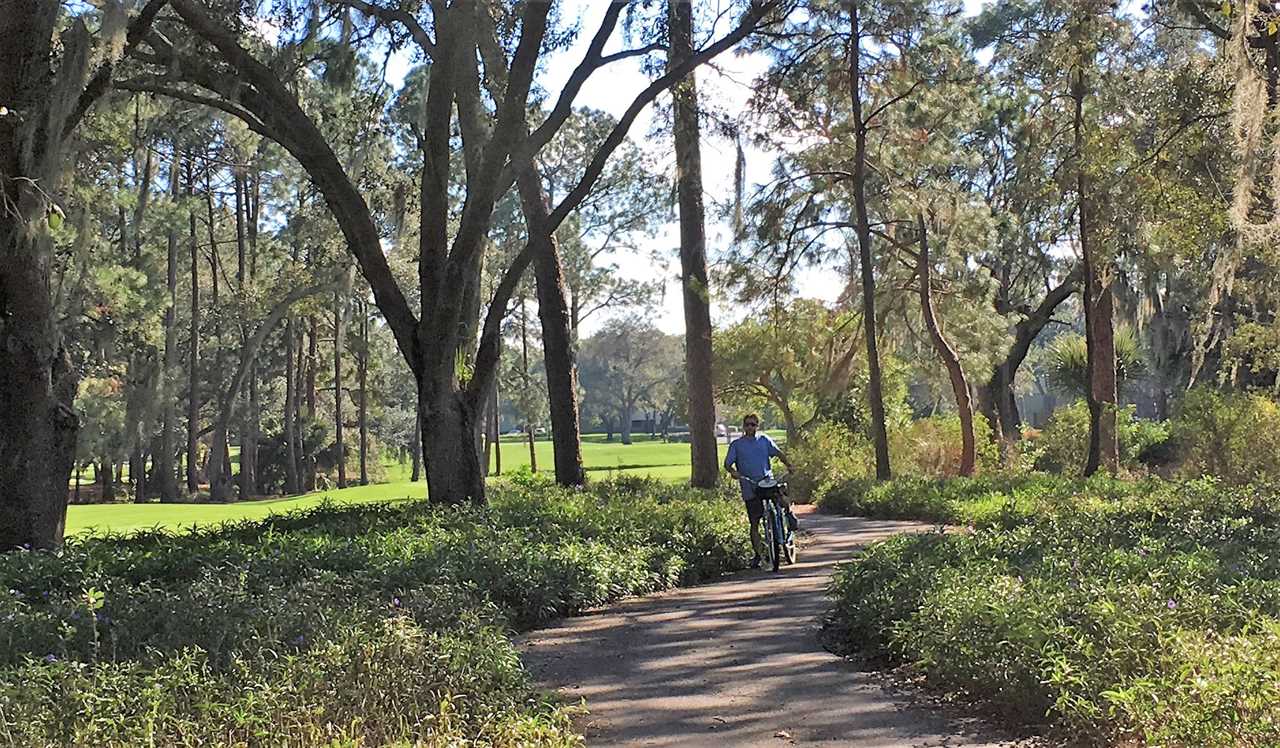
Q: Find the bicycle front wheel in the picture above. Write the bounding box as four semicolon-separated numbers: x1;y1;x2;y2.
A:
768;504;782;571
761;505;777;570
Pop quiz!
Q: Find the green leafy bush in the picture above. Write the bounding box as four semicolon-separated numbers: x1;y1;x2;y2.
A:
0;479;749;746
826;479;1280;745
1029;401;1168;475
791;415;1000;503
1173;388;1280;485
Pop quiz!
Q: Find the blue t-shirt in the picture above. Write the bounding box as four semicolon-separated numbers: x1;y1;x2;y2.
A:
724;433;782;483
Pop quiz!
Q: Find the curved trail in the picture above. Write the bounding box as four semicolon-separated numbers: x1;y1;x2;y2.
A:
520;507;1038;747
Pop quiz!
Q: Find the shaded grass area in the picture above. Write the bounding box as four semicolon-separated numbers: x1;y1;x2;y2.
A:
824;476;1280;745
3;479;751;746
67;433;784;537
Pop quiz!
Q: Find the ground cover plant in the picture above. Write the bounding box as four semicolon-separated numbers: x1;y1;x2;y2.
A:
825;478;1280;746
0;477;749;746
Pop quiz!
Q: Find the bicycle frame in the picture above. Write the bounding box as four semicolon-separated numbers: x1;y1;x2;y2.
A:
753;480;795;572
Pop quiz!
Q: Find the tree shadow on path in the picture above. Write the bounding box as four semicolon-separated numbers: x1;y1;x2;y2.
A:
519;509;1049;747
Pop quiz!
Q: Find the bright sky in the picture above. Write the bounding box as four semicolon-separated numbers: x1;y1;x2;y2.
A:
380;0;991;336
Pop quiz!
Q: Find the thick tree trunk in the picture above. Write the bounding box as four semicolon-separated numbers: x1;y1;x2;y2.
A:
1072;23;1118;476
99;460;116;502
849;6;891;480
157;145;182;501
515;166;585;486
917;214;975;477
305;316;318;490
206;421;231;502
669;0;719;489
185;154;201;494
420;387;485;505
621;401;634;446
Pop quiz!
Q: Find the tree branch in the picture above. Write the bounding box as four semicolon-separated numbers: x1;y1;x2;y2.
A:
159;0;421;373
545;0;789;232
64;0;170;138
336;0;438;58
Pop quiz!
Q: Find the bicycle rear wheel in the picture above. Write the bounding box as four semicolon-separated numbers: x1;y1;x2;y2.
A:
782;530;796;565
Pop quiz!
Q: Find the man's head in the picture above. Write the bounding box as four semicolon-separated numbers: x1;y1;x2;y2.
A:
742;413;760;436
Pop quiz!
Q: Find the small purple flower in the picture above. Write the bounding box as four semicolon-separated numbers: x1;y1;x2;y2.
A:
291;634;306;646
1138;548;1148;557
1166;599;1178;610
42;654;57;664
391;597;402;608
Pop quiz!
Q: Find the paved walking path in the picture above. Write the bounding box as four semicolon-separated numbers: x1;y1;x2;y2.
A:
520;507;1040;747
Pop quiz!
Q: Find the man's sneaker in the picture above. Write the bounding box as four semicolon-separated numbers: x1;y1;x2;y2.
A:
750;557;762;569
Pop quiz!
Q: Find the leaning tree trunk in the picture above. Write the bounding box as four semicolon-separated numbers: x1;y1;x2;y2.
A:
515;165;585;486
210;281;331;501
979;267;1080;451
1072;21;1118;476
917;213;975;476
849;6;891;480
669;0;720;489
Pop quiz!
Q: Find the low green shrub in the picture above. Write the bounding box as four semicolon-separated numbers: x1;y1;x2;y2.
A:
813;473;1084;525
1173;388;1280;485
892;415;1000;477
1028;401;1168;475
0;478;750;746
827;479;1280;745
790;416;1001;503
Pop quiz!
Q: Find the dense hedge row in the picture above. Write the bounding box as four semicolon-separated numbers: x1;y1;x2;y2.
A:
0;476;749;746
825;478;1280;746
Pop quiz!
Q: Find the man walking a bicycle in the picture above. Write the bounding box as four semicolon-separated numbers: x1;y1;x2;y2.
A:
723;413;794;569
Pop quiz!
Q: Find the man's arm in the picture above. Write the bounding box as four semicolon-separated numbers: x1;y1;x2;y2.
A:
724;441;740;480
766;435;793;471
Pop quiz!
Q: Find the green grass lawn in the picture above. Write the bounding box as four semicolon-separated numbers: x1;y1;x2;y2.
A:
66;432;785;536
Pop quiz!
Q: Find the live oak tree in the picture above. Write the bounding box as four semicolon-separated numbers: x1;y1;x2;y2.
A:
1;0;166;549
120;0;788;504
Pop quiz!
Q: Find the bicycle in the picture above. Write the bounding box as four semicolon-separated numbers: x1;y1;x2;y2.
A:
752;476;797;572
